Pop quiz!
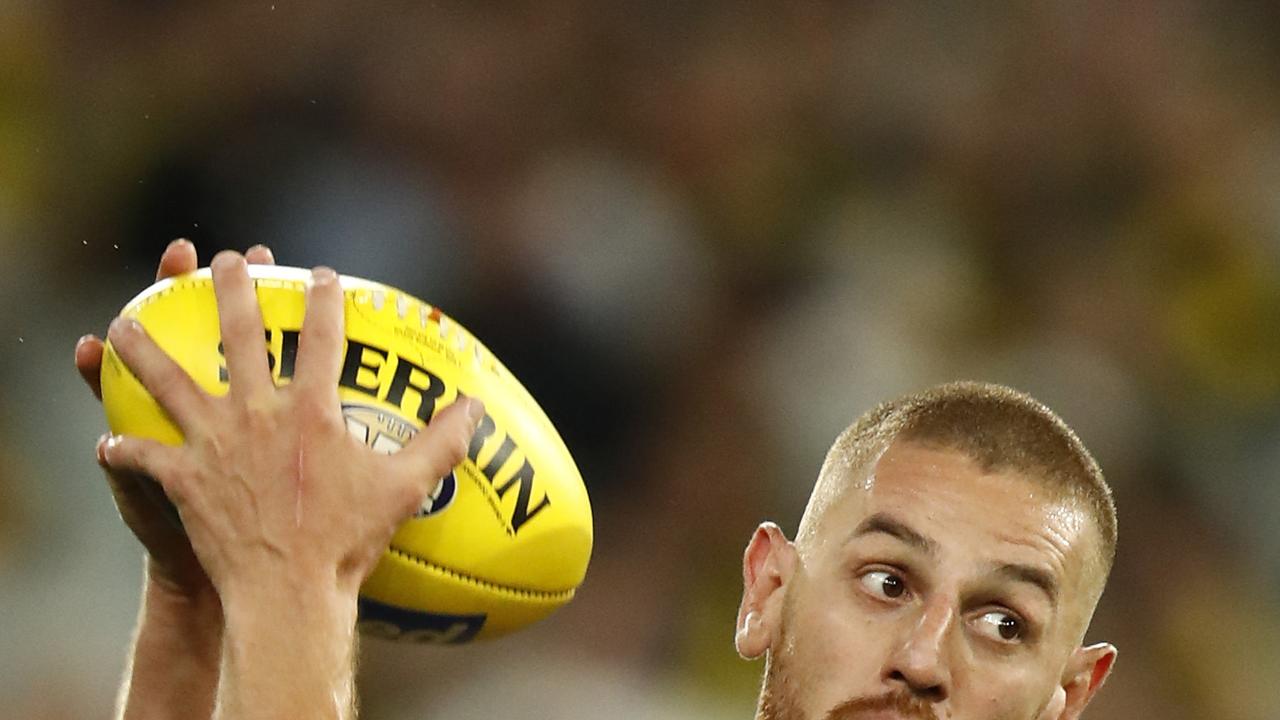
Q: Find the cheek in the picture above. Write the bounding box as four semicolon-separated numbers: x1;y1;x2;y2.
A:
780;582;893;711
959;666;1056;720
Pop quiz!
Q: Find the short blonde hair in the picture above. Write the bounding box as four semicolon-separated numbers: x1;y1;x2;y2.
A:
797;381;1117;575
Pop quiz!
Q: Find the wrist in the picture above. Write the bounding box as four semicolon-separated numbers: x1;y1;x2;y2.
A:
144;566;221;616
220;566;360;662
223;581;359;630
117;568;223;720
218;573;360;720
141;568;223;655
219;560;359;620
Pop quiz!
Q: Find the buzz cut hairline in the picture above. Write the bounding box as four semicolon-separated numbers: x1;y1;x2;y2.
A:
795;381;1117;578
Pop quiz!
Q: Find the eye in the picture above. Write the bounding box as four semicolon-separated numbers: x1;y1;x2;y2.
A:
975;610;1024;642
858;569;909;601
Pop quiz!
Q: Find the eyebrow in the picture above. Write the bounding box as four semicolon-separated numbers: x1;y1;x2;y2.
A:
849;512;938;555
994;563;1060;608
848;514;1062;608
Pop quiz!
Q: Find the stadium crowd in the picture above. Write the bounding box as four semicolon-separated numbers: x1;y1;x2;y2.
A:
0;2;1277;717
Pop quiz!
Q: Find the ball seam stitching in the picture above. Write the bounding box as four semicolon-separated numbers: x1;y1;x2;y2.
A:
386;546;578;602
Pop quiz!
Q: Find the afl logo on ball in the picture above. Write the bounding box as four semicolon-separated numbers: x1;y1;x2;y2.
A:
342;403;457;517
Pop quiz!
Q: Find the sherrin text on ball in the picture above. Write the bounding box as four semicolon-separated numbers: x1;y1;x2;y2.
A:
100;265;593;643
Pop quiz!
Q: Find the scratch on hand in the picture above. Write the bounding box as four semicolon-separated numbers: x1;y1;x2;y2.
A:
295;445;305;528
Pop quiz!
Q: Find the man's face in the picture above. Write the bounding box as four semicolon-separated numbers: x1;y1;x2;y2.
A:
741;441;1112;720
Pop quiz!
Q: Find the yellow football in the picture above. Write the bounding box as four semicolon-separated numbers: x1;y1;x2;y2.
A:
100;266;593;643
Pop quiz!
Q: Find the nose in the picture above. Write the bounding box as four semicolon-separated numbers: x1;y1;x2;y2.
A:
884;597;954;702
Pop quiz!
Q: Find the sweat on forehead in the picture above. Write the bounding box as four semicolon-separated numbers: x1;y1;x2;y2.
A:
796;381;1117;574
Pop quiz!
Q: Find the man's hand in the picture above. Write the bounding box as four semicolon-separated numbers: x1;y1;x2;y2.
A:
80;239;275;720
98;251;483;720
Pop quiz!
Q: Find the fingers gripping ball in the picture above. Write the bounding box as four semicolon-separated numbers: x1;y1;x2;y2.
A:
100;266;593;643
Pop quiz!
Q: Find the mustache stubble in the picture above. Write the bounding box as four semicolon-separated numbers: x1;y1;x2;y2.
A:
824;691;939;720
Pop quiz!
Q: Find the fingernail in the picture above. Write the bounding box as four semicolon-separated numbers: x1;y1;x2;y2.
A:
466;398;486;424
211;251;242;271
76;334;95;348
110;317;142;336
168;238;191;251
312;266;337;284
96;434;110;464
100;434;123;465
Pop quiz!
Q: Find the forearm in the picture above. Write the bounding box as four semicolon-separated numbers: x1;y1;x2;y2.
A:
215;573;360;720
116;571;223;720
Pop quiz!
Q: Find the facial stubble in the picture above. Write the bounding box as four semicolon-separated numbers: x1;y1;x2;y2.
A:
756;591;938;720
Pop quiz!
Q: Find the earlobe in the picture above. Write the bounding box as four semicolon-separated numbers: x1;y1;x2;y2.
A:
734;611;758;656
1055;643;1117;720
734;522;796;660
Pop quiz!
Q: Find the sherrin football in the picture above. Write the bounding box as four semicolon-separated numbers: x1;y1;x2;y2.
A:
100;265;593;643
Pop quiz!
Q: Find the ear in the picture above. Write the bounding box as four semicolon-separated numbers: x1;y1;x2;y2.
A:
735;522;797;660
1052;642;1117;720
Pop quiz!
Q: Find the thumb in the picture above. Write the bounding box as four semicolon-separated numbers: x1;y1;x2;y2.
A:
398;397;485;494
99;434;188;506
96;434;181;528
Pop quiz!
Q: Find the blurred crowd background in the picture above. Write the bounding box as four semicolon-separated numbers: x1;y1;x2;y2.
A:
2;1;1279;718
